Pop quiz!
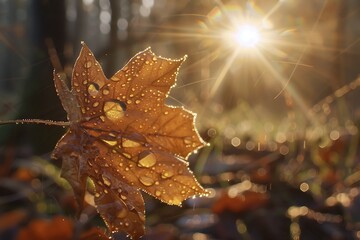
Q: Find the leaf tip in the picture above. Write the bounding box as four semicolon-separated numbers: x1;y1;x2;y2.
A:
80;41;92;54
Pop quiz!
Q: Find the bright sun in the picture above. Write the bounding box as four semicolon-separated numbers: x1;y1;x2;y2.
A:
233;24;261;48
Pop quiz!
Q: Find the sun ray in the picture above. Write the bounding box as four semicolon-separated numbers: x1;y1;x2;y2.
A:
254;50;319;128
263;0;284;21
210;48;240;96
273;0;330;99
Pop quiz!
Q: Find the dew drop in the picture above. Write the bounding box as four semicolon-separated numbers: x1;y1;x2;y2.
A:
184;137;192;145
103;100;126;121
172;197;182;205
102;139;117;146
138;213;145;222
111;76;121;81
95;193;100;198
122;138;140;148
84;61;92;68
139;176;155;186
152;56;157;61
102;175;112;187
103;89;110;95
88;83;100;97
161;169;174;179
138;151;157;168
99;115;105;122
155;190;161;197
135;100;141;104
120;194;127;200
92;102;99;107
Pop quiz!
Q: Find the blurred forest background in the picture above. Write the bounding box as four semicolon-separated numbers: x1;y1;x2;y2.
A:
0;0;360;239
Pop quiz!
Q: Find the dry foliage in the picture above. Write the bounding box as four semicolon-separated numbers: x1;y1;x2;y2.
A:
52;42;207;239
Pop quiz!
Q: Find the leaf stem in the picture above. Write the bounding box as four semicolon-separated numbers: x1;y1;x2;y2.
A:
0;119;70;127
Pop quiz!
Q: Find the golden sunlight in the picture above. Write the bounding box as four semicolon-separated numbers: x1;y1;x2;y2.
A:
233;24;261;48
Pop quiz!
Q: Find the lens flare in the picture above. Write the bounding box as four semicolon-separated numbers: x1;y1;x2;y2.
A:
233;24;261;48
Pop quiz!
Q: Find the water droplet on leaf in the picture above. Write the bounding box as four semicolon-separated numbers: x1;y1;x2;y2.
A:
138;151;157;168
88;83;100;97
103;89;110;95
84;61;92;68
102;139;117;146
184;137;192;145
122;138;140;148
139;175;155;186
103;100;126;121
102;175;112;186
161;169;174;179
111;76;120;81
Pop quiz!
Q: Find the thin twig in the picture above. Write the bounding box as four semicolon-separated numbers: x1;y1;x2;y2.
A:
0;119;70;127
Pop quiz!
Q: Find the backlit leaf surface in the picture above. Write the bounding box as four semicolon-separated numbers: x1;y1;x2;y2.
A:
52;42;206;239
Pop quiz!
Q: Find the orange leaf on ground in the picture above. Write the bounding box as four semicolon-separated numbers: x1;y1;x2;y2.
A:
16;216;73;240
212;191;269;214
0;209;28;233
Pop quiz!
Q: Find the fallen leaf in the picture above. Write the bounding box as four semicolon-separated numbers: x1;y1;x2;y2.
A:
16;216;73;240
212;191;269;214
12;167;37;182
52;42;207;239
0;209;28;233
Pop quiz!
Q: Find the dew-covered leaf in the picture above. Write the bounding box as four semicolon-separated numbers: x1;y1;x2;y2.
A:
52;42;207;239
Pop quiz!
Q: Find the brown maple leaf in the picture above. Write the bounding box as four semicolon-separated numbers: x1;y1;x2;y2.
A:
52;42;207;239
